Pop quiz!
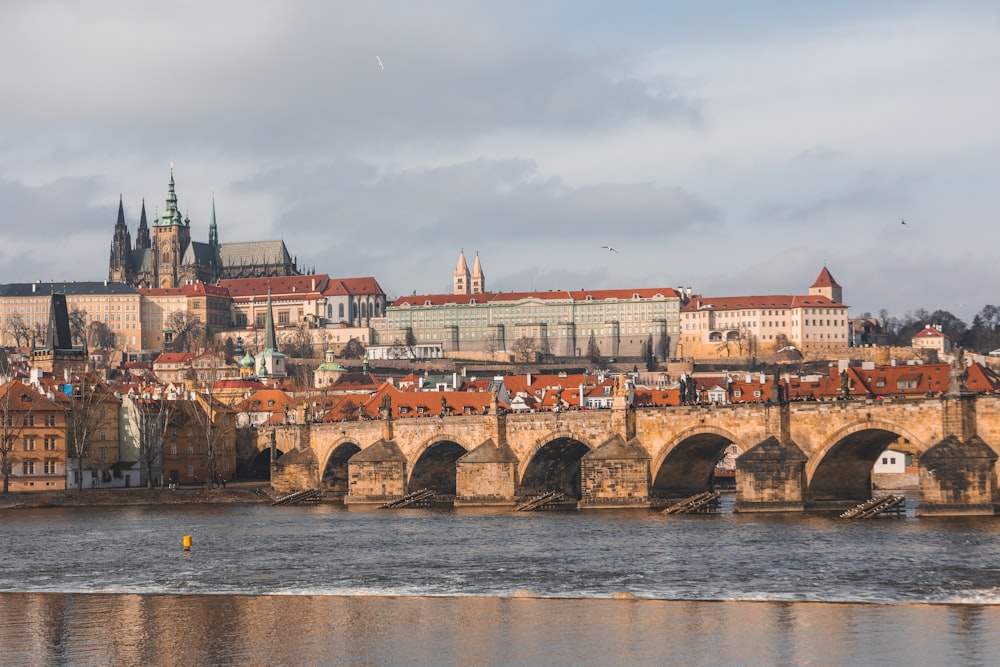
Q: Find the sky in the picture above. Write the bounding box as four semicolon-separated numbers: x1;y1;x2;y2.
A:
2;1;998;323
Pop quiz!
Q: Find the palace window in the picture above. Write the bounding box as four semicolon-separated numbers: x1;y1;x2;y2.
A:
23;460;35;475
45;415;56;426
23;436;35;450
23;415;34;426
44;460;57;475
44;436;57;450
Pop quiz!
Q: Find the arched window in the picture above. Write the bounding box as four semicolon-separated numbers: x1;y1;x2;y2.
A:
361;302;368;319
338;304;344;319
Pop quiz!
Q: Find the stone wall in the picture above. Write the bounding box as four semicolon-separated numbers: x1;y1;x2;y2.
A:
455;461;517;505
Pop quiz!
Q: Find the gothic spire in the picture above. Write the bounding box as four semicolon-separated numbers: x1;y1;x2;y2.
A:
263;286;278;352
208;194;219;247
115;195;127;228
136;198;151;250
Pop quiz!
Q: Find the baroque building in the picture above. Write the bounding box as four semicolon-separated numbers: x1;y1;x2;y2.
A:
677;267;849;359
109;168;300;289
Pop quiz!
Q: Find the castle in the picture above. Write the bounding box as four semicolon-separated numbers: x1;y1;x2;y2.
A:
109;169;300;288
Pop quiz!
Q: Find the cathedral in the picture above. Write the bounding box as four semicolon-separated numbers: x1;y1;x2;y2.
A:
109;169;300;288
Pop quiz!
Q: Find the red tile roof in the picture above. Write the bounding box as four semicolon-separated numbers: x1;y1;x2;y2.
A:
682;294;845;312
218;274;329;298
323;277;385;296
810;266;841;288
913;326;950;339
392;287;681;308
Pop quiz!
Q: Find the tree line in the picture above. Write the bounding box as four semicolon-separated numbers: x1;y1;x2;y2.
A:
868;305;1000;353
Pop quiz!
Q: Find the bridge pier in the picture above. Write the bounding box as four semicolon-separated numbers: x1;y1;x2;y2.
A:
917;434;998;516
579;435;651;509
345;438;408;504
733;436;808;512
455;438;519;506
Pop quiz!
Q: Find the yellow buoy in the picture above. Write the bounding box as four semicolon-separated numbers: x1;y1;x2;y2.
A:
183;535;192;550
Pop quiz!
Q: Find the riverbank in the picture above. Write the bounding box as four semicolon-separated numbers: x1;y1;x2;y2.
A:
0;482;274;510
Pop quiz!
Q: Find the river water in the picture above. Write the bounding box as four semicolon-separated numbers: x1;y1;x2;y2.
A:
2;497;999;665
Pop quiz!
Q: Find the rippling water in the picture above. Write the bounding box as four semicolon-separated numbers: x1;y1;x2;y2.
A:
2;498;1000;665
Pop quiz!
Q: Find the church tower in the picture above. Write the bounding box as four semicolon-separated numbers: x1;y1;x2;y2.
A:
135;199;151;250
809;266;843;303
152;168;192;288
453;249;471;295
470;252;485;294
109;196;135;284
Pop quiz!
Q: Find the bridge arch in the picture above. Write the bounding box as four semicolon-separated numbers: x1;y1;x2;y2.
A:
406;433;473;495
650;426;748;498
518;429;596;499
320;439;363;496
249;447;283;479
805;420;927;504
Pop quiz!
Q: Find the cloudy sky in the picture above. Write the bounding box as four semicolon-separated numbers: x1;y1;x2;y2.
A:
2;1;998;322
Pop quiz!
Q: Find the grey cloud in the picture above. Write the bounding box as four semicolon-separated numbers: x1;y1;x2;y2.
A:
752;173;911;226
225;157;720;295
0;3;699;161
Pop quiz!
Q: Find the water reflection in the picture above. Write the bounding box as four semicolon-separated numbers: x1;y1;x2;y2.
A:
3;593;1000;666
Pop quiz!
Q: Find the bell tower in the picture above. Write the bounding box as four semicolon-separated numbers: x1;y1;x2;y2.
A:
152;166;192;288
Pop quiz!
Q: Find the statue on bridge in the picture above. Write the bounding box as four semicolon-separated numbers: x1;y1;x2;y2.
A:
948;347;970;396
380;393;393;420
769;379;785;405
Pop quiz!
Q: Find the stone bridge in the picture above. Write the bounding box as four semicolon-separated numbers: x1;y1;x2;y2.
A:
263;391;1000;515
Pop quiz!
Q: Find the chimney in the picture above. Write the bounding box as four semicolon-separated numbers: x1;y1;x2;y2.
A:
311;278;316;291
686;287;692;299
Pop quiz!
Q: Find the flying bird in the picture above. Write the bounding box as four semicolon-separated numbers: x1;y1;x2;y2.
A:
376;56;384;71
900;219;907;226
601;245;618;253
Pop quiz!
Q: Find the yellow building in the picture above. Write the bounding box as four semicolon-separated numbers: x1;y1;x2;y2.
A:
0;282;142;352
678;268;850;360
138;282;233;354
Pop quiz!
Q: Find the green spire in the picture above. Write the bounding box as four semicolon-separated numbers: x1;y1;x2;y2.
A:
161;165;181;227
263;286;277;352
209;195;219;247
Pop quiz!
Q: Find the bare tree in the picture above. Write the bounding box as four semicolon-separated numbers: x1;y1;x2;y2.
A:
30;322;47;347
86;320;116;350
0;380;33;493
388;340;409;360
188;386;236;487
283;322;314;358
512;336;535;364
586;333;602;365
166;311;207;353
134;397;178;489
736;327;758;357
341;337;366;359
65;375;118;492
68;308;89;346
4;313;31;349
484;330;502;361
